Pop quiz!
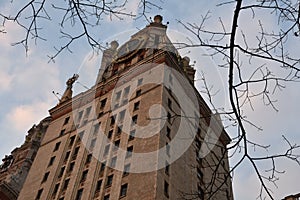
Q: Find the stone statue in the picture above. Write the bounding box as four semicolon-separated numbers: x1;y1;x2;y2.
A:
60;74;79;103
0;155;13;170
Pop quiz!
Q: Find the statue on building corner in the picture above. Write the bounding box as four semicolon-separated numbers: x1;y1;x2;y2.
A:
59;74;79;104
0;155;13;171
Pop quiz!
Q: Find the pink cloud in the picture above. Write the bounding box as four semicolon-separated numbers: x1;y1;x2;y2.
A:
5;102;50;133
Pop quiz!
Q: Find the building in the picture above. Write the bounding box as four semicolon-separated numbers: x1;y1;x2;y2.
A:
283;193;300;200
0;117;51;200
2;15;233;200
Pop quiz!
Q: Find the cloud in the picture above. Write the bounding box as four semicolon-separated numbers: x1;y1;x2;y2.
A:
233;170;261;200
5;102;50;133
0;70;13;91
11;60;60;101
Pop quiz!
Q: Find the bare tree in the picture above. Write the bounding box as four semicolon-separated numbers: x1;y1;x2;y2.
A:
0;0;161;60
1;0;300;200
176;0;300;199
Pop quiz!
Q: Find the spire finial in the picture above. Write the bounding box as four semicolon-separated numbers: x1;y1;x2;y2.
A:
154;15;163;24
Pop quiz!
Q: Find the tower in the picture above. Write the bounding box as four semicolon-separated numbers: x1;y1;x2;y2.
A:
0;117;51;200
14;15;233;200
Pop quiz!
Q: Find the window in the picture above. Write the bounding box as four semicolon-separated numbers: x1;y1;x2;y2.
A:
81;170;88;182
124;86;130;97
137;78;143;86
107;130;113;139
110;156;117;168
85;106;92;118
197;128;201;135
103;145;110;156
166;143;170;156
82;118;88;126
72;147;80;160
53;183;60;196
90;138;96;150
69;135;76;147
103;194;110;200
116;125;122;135
169;74;173;85
133;101;140;111
78;131;84;142
93;123;100;136
110;115;116;126
166;127;171;139
122;98;128;105
164;181;169;198
63;116;70;125
35;189;43;200
195;137;201;150
95;179;102;192
131;115;138;126
76;188;83;200
114;140;120;151
86;154;92;164
64;151;70;162
115;91;121;101
167;98;172;109
106;174;113;186
100;161;106;172
60;129;66;136
126;146;133;158
100;98;107;109
114;103;119;109
129;129;135;141
119;110;125;122
98;111;104;118
165;161;169;175
48;156;55;166
123;87;130;104
136;89;141;97
167;112;171;123
68;162;75;173
58;166;65;178
54;142;61;152
123;164;130;176
77;111;83;123
62;179;69;191
120;184;128;197
42;172;50;183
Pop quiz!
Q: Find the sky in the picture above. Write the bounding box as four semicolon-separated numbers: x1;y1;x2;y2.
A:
0;1;300;199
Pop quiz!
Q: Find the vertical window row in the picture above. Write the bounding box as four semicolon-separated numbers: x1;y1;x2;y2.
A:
114;86;131;109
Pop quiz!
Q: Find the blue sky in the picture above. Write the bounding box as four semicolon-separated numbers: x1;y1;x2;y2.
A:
0;1;299;199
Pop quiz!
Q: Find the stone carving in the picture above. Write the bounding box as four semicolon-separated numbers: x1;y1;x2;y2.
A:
60;74;79;103
0;155;13;171
96;41;119;83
